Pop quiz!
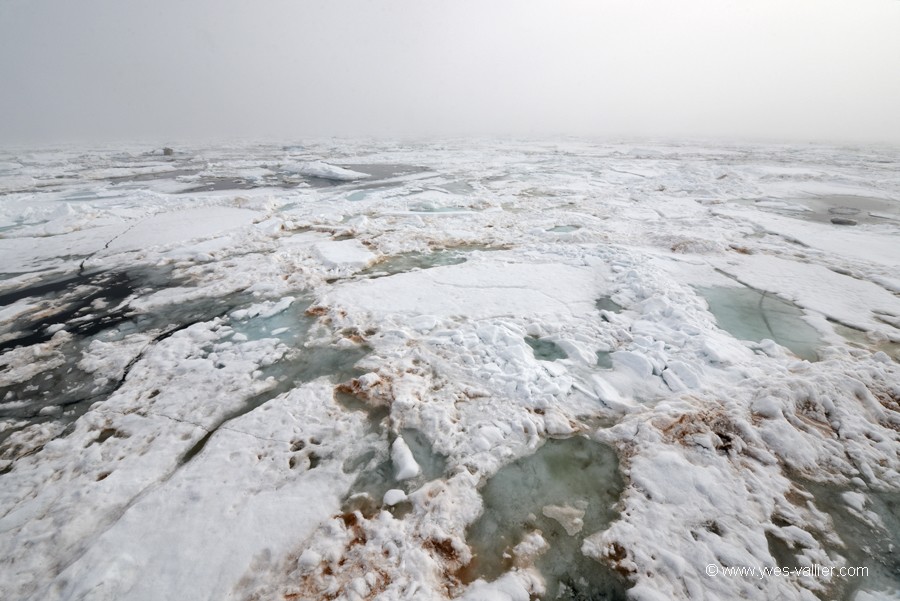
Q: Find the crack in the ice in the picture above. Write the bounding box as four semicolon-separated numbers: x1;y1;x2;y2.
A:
429;279;579;312
430;279;554;291
1;296;253;472
605;167;648;179
175;381;301;466
35;387;302;578
38;321;212;446
757;290;777;340
78;220;142;274
97;405;302;448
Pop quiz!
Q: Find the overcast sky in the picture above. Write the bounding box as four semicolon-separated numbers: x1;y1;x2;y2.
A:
1;0;899;145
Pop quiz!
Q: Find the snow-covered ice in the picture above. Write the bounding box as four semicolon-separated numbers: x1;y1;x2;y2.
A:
285;161;372;182
1;140;899;601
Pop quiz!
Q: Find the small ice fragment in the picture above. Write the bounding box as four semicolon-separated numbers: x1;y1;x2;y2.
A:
611;350;653;377
543;410;573;435
665;360;701;388
298;549;321;569
459;572;533;601
383;489;408;506
259;296;295;318
542;503;586;535
842;491;867;512
391;436;421;480
591;375;624;405
873;351;891;364
410;315;438;332
542;362;566;377
750;396;782;419
662;369;686;392
511;530;549;566
314;240;376;269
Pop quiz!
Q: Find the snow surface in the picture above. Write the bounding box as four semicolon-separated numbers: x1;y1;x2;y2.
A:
1;140;899;601
314;239;377;270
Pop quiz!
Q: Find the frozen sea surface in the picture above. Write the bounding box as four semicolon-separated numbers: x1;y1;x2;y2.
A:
0;141;899;601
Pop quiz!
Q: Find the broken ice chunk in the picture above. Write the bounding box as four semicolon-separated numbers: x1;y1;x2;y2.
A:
284;160;370;181
383;489;408;506
391;436;421;480
542;502;587;535
611;350;653;377
511;530;550;566
841;491;867;512
314;239;376;270
298;549;322;569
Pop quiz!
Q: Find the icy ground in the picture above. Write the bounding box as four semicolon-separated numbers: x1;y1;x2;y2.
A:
0;140;898;601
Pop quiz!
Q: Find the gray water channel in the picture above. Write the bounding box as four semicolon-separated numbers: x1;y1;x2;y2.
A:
106;168;201;185
297;163;430;191
170;162;430;194
0;267;360;465
462;436;628;600
0;269;139;353
697;286;820;361
178;177;263;193
335;163;427;180
0;267;264;449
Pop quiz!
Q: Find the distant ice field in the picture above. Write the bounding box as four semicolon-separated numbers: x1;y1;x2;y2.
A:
0;140;899;601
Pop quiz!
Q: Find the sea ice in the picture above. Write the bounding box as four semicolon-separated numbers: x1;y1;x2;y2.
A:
1;140;899;601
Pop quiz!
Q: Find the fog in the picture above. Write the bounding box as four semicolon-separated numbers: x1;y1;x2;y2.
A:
1;0;899;145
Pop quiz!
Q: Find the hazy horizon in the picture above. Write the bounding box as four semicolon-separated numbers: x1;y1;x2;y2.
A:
2;0;899;146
